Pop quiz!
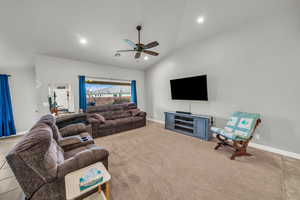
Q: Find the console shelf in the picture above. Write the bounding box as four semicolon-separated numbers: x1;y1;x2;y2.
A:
175;124;194;130
165;112;213;141
174;119;194;125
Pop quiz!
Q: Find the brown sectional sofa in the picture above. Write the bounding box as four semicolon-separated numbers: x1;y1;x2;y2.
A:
6;115;109;200
55;103;147;138
86;103;146;138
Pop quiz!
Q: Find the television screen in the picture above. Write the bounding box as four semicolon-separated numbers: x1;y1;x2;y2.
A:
170;75;208;101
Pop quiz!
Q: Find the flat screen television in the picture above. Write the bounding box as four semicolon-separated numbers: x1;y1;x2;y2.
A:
170;75;208;101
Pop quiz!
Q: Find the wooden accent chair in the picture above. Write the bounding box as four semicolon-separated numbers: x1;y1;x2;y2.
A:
211;112;261;160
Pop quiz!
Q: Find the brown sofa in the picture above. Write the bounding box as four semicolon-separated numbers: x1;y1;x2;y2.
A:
6;115;109;200
86;103;146;138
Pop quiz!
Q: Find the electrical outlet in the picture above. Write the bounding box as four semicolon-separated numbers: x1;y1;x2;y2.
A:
255;134;260;140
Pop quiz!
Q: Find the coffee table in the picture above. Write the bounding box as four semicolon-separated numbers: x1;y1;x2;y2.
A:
65;162;111;200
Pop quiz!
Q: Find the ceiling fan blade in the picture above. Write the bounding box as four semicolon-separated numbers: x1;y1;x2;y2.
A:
135;52;141;59
144;41;159;49
116;50;136;52
143;50;159;56
124;39;137;48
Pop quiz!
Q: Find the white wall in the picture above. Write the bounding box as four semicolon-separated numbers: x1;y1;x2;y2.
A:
0;67;38;132
145;12;300;154
35;55;146;116
0;55;146;133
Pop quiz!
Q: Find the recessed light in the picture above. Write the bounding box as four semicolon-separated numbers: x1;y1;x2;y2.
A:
144;56;149;60
197;16;205;24
79;37;88;45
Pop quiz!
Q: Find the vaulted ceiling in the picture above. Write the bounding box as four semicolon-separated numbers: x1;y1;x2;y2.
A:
0;0;298;69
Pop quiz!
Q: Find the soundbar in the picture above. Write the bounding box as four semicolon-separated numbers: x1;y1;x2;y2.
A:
176;111;191;115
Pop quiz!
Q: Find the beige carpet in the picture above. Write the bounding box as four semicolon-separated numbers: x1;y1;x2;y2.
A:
95;122;300;200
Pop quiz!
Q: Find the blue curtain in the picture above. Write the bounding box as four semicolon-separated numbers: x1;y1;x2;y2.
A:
79;76;87;112
0;74;16;137
131;80;137;106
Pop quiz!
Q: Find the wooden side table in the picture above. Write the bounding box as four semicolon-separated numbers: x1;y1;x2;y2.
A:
65;162;111;200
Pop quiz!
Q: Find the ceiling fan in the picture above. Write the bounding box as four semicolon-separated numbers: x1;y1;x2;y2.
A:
116;25;159;59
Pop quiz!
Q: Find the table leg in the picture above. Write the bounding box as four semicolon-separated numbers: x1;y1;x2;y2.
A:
98;185;102;193
105;182;110;200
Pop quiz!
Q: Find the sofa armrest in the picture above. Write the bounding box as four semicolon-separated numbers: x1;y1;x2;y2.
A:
137;111;147;118
58;134;95;151
59;123;87;137
57;148;109;178
130;109;146;118
58;136;82;147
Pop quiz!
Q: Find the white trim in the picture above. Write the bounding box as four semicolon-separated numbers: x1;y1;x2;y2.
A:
0;131;27;140
249;142;300;160
147;117;300;160
147;118;165;124
17;131;27;136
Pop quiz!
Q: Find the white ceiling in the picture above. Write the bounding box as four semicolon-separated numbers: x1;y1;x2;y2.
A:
0;0;299;69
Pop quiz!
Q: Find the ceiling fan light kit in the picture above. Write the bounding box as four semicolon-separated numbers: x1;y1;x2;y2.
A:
116;25;159;59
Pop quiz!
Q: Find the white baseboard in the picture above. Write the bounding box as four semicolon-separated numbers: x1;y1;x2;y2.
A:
249;142;300;160
147;118;165;124
0;131;27;140
147;118;300;160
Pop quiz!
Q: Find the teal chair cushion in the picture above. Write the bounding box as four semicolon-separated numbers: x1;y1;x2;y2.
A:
211;112;260;140
211;127;239;140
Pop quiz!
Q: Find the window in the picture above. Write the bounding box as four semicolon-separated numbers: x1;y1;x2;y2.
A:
86;80;131;106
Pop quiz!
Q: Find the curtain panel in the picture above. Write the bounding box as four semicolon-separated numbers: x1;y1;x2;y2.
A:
0;74;16;137
131;80;137;106
79;76;87;112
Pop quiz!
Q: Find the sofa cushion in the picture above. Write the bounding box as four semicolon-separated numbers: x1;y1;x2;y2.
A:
44;139;64;180
59;123;87;137
98;111;113;120
56;113;87;129
108;110;132;120
124;103;137;110
87;113;106;124
33;114;61;141
14;122;63;181
114;117;132;126
87;103;137;113
98;120;116;129
109;104;124;111
87;105;110;113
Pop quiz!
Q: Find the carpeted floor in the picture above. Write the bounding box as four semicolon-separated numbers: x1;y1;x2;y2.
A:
94;121;300;200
